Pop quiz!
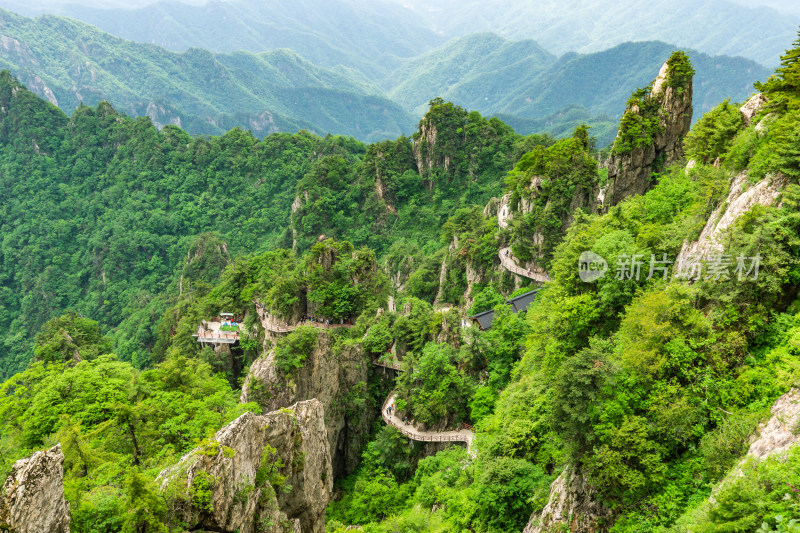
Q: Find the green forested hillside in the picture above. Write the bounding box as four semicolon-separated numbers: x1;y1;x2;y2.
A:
0;70;350;377
0;72;545;379
386;33;557;112
5;0;444;81
1;27;800;533
323;38;800;533
389;36;771;147
0;8;416;142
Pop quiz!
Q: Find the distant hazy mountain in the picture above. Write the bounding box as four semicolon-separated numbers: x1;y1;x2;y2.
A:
1;0;444;81
0;5;775;147
0;9;416;141
386;33;557;113
388;34;771;146
389;0;797;66
3;0;791;73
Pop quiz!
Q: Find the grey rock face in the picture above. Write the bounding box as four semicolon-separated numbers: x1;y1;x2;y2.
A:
158;399;332;533
0;445;70;533
676;171;786;269
606;60;693;206
241;331;374;478
522;465;611;533
739;93;768;126
747;388;800;461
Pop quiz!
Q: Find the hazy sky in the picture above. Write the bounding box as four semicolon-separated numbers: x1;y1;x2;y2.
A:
24;0;800;11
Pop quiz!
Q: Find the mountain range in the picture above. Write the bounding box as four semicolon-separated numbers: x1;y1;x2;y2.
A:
5;0;795;68
0;7;773;146
387;0;799;66
0;0;445;81
0;8;418;141
388;35;770;136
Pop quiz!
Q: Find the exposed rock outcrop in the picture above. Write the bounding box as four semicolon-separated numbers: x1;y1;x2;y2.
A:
413;118;448;181
707;389;800;508
675;171;786;269
241;331;374;478
747;388;800;460
739;93;768;126
158;400;332;533
496;193;512;229
144;101;182;130
0;445;70;533
522;465;611;533
434;235;459;305
606;59;694;206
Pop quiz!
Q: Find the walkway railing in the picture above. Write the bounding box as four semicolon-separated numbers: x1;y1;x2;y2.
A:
263;321;353;334
498;247;551;283
381;393;474;450
195;328;239;343
373;359;402;371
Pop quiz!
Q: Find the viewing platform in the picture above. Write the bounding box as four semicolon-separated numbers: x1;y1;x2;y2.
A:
194;313;240;345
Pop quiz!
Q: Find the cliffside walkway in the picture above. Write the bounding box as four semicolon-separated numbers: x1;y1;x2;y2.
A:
195;320;239;344
498;247;551;283
262;321;353;334
253;301;353;334
381;393;475;454
373;358;402;371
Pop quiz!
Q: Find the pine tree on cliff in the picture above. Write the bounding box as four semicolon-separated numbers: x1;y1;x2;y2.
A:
756;28;800;112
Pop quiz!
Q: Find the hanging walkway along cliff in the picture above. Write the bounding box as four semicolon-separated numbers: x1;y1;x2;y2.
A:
498;247;551;283
382;392;475;453
254;301;353;333
200;243;547;453
497;194;551;282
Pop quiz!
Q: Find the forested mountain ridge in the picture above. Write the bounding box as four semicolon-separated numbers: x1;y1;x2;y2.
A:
389;35;771;147
0;8;416;141
0;5;770;149
388;0;799;66
2;28;800;533
0;0;445;81
0;70;544;380
386;33;558;112
0;0;773;150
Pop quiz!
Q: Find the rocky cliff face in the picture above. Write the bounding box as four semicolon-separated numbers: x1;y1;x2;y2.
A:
707;389;800;506
522;464;611;533
676;171;786;268
606;58;694;206
413;117;447;181
158;400;332;533
0;445;70;533
746;388;800;460
739;93;768;127
241;331;375;478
